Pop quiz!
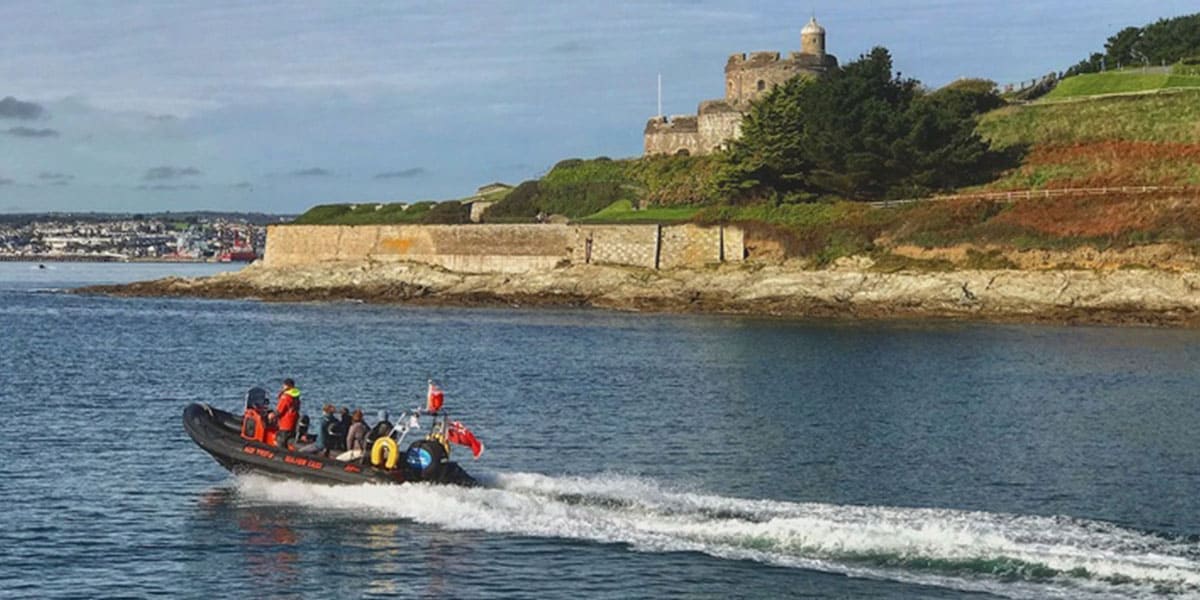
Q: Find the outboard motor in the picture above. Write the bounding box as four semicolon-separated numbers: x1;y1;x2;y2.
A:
241;387;272;443
406;439;448;482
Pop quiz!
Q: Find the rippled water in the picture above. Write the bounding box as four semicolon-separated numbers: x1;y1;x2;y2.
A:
3;262;1200;599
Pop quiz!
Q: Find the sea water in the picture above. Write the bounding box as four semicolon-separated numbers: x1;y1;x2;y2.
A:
2;262;1199;599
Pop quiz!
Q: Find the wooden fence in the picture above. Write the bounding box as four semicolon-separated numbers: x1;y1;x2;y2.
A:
869;185;1195;208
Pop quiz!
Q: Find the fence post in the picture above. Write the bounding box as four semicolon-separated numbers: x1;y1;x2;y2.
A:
653;224;662;270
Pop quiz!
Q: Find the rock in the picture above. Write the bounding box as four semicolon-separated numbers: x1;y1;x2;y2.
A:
74;259;1200;328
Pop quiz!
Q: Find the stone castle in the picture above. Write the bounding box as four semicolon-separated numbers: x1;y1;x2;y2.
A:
644;17;837;156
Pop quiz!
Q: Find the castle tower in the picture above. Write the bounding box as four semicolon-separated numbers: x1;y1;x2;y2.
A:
801;16;825;57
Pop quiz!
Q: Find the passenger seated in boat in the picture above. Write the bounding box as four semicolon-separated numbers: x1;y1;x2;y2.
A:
328;407;350;452
299;404;336;456
337;409;368;461
365;410;393;449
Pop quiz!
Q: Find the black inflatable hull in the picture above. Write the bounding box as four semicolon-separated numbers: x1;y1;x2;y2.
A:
182;403;476;487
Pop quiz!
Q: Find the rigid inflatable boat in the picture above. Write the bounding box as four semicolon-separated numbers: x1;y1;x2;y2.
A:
182;386;479;487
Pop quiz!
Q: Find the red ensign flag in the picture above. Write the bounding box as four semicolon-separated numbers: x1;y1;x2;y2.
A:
447;421;484;459
426;381;444;413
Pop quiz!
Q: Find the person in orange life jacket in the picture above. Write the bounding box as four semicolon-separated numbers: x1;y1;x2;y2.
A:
269;378;301;448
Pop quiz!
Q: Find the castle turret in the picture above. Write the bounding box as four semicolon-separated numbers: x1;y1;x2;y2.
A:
801;16;825;57
645;16;836;156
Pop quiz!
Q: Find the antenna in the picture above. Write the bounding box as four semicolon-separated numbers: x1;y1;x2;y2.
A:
657;73;662;118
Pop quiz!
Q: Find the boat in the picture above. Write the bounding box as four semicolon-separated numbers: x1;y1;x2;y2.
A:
216;230;258;262
183;386;480;487
216;247;257;262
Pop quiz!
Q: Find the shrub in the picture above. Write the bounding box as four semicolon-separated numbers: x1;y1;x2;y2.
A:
421;201;471;224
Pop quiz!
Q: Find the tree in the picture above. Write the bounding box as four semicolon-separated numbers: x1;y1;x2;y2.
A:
1067;13;1200;75
716;47;1003;202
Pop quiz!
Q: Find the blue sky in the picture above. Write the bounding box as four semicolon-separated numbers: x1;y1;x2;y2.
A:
0;1;1195;214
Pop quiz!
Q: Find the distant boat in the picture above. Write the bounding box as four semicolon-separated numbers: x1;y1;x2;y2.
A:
217;247;258;262
217;230;258;262
37;264;46;270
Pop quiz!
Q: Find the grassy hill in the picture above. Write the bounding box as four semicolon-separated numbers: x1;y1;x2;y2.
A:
977;88;1200;190
1042;70;1200;100
978;88;1200;147
292;187;512;225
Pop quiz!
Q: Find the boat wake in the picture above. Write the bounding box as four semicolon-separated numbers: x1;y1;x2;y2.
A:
233;472;1200;599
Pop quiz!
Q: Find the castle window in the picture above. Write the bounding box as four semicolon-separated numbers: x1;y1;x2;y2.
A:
756;80;765;91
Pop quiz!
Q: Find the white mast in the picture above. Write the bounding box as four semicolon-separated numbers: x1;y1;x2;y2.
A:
657;73;662;118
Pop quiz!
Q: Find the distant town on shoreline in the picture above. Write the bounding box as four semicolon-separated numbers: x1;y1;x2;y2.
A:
0;212;288;262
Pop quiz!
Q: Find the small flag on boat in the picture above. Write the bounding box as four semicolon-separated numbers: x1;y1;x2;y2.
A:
447;421;484;459
427;380;444;413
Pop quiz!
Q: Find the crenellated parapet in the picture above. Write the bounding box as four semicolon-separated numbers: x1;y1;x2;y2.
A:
644;115;701;156
644;115;699;135
724;49;837;105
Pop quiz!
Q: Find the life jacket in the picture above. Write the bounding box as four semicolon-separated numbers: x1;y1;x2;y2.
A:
276;387;301;432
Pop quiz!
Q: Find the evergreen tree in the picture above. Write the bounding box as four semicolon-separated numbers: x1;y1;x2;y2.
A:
716;47;1001;202
1067;13;1200;74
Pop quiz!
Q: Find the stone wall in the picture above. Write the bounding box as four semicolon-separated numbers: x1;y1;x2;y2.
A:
265;223;744;273
697;101;743;154
570;225;660;269
724;52;832;105
644;115;701;156
265;224;573;273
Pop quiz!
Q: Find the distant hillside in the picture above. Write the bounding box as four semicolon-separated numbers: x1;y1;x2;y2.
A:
0;211;290;226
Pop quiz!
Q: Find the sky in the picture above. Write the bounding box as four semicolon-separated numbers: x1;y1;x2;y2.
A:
0;1;1195;214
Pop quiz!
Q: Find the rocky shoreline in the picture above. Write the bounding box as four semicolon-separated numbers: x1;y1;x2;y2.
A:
74;259;1200;327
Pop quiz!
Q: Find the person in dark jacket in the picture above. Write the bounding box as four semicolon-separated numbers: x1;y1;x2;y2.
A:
299;404;336;456
365;410;393;449
328;407;350;452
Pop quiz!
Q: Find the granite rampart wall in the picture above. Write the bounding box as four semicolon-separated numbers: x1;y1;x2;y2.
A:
265;224;744;272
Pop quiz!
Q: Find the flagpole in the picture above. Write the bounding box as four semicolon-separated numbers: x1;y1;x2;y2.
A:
657;73;662;118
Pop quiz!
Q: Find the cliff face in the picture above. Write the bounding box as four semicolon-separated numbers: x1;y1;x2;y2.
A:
82;260;1200;327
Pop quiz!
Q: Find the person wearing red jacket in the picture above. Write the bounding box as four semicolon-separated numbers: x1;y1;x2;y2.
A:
270;378;301;448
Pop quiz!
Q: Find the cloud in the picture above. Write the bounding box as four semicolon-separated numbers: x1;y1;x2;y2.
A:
38;172;74;186
290;167;332;177
136;183;200;191
549;40;588;53
143;165;202;181
231;181;253;190
0;177;13;186
374;167;427;179
0;96;44;120
5;126;59;138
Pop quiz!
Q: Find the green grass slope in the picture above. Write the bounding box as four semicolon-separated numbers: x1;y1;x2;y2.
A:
1044;71;1200;100
574;200;700;224
977;88;1200;148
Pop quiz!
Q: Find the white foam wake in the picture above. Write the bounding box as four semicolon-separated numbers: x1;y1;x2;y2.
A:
232;472;1200;599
